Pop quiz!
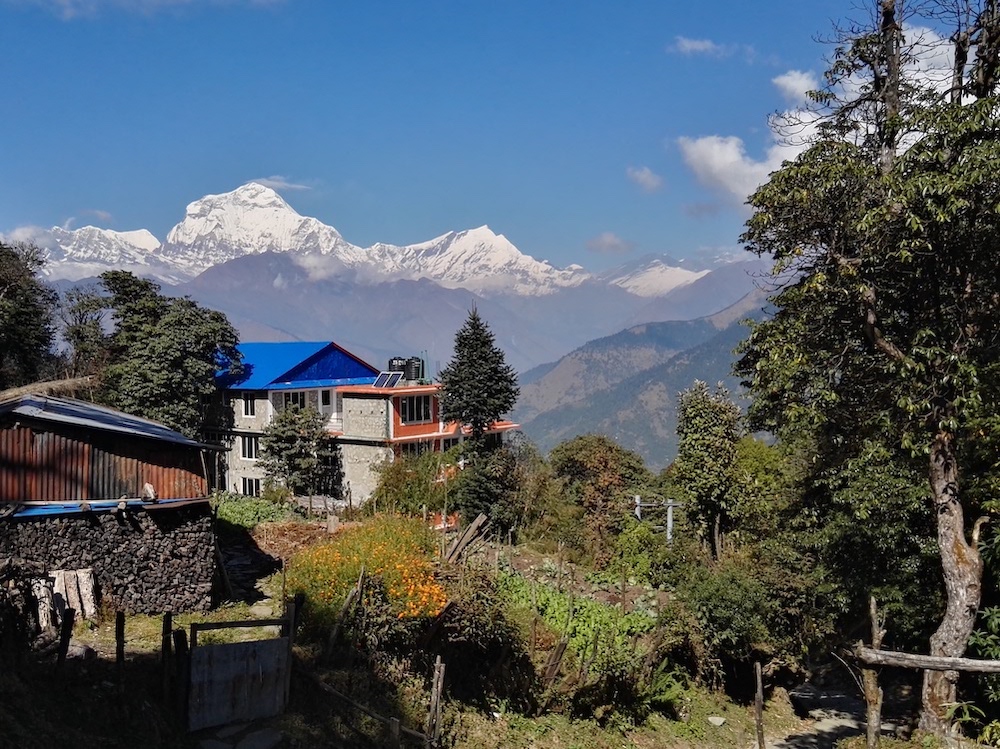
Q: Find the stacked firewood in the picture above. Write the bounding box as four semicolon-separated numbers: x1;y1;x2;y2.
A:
0;506;216;614
0;557;44;666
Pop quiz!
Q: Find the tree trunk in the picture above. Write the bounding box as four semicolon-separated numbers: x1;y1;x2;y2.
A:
712;512;722;561
919;432;982;734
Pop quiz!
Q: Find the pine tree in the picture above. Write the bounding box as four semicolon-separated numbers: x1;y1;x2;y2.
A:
438;308;518;449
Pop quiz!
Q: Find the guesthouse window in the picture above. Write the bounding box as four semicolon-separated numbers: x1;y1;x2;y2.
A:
241;435;259;460
399;395;432;424
241;477;261;497
283;391;306;410
242;391;256;417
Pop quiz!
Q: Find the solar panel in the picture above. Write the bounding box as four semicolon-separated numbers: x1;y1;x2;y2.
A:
373;372;391;388
385;372;403;387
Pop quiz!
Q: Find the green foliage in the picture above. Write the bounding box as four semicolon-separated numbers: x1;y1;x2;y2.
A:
60;285;107;379
67;271;243;437
675;557;774;670
260;405;343;497
370;447;460;515
673;382;743;558
0;242;57;390
439;308;519;446
212;492;296;529
498;571;656;663
549;434;653;566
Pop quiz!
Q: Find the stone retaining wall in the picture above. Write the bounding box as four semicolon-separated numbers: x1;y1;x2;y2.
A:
0;503;216;614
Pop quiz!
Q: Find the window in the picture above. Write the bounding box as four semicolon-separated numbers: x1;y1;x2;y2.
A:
242;391;256;417
442;437;460;451
399;440;433;458
283;391;306;410
241;435;259;460
321;389;331;407
241;477;261;497
399;395;432;424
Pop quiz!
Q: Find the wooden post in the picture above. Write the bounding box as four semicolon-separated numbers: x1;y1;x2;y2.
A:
77;569;98;620
56;607;76;673
172;629;189;726
161;612;173;700
284;601;296;706
755;660;765;749
862;597;886;749
426;656;445;747
32;577;54;634
389;717;401;747
116;610;126;686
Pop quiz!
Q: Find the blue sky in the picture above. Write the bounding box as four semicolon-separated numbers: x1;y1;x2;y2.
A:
1;0;852;271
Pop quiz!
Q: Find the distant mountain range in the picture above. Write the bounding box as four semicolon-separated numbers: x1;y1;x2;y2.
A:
515;292;769;469
19;181;774;464
34;182;708;298
24;181;770;374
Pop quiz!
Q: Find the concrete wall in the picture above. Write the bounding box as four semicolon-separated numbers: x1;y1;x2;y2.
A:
342;393;390;440
341;442;393;504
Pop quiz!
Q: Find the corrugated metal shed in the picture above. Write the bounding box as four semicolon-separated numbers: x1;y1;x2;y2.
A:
0;395;211;502
219;341;379;390
0;395;208;447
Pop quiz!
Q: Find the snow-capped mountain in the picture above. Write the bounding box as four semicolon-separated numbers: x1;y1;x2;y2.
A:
34;182;696;298
603;256;708;297
158;182;364;273
50;225;160;262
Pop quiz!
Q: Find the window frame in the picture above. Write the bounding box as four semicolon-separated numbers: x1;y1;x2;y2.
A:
241;435;260;460
399;395;432;424
242;391;256;417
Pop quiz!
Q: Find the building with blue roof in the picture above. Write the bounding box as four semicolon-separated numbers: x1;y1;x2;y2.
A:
211;341;519;503
213;341;379;498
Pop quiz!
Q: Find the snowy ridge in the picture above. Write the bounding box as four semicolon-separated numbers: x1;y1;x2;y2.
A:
606;258;708;297
37;182;696;297
158;182;364;272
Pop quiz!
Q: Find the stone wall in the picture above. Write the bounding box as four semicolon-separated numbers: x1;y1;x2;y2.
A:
0;503;216;614
341;442;393;503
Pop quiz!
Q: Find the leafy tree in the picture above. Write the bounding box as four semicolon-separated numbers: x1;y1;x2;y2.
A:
735;1;1000;730
549;434;652;566
65;271;243;437
60;285;108;380
0;242;57;391
673;381;742;560
439;308;519;448
260;405;343;500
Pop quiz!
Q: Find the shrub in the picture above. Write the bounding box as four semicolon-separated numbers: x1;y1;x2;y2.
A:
212;491;296;529
286;515;447;633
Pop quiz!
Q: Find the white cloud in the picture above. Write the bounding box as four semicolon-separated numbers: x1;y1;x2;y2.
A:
251;175;311;191
2;225;59;252
672;37;727;56
772;70;818;105
676;22;960;210
670;36;756;62
626;165;663;192
87;208;113;222
3;0;283;20
586;232;634;255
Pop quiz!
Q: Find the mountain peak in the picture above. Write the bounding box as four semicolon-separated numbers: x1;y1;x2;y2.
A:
160;182;352;273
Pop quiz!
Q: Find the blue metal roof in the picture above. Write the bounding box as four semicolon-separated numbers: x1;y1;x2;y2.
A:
0;395;207;448
220;341;379;390
9;497;208;519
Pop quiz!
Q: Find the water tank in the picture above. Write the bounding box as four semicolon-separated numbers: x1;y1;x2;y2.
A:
405;357;424;382
388;357;407;373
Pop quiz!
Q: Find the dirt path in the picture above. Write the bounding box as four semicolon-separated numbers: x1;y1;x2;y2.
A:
766;687;908;749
